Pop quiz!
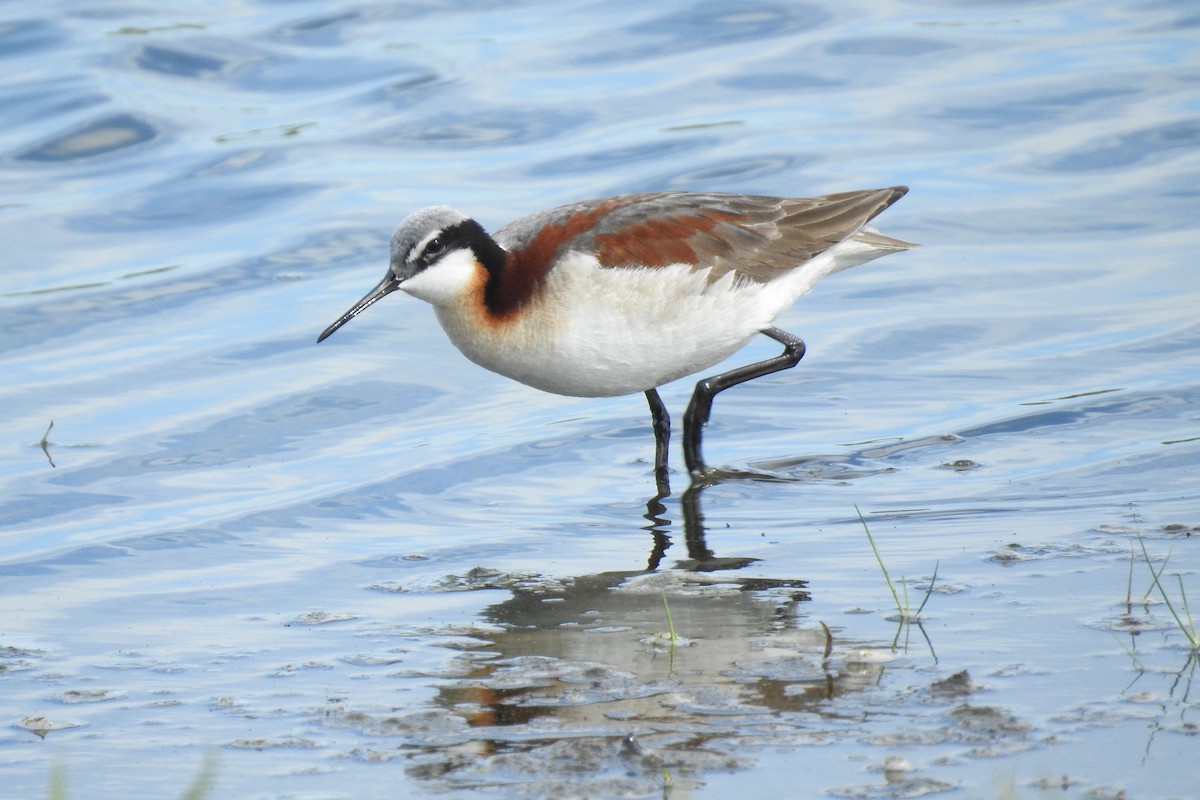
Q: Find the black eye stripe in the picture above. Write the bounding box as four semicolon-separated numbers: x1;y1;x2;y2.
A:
413;219;494;270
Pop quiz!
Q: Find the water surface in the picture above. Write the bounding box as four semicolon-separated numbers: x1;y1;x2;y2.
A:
2;1;1198;798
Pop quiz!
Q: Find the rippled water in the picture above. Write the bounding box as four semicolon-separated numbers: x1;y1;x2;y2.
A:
2;1;1198;798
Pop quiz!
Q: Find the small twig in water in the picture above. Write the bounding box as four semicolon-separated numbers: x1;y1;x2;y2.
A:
40;420;56;468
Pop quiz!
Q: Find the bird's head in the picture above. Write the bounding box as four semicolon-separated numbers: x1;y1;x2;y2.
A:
317;206;500;343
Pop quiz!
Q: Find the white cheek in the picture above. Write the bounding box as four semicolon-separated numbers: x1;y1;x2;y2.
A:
400;249;480;306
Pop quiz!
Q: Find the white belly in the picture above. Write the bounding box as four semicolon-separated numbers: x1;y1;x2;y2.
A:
432;253;812;398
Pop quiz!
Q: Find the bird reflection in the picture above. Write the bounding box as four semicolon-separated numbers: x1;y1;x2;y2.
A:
642;465;789;570
387;467;913;793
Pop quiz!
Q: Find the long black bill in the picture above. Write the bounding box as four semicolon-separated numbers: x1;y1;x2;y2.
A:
316;273;402;343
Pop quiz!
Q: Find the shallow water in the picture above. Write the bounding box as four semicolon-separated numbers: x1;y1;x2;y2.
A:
2;1;1198;798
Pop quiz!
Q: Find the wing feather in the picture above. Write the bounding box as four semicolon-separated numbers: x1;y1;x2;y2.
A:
495;187;912;286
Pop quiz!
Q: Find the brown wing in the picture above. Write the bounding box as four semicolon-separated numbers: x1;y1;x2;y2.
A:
494;187;910;286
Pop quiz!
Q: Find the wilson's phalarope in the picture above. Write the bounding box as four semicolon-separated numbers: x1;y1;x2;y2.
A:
318;188;914;484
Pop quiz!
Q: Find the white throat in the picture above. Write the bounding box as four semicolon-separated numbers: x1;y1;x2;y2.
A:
399;248;481;307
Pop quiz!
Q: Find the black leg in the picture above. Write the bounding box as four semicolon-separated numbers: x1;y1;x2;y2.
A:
682;326;806;475
645;389;671;495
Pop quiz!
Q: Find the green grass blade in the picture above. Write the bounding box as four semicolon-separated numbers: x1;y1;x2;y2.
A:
856;505;904;615
178;753;218;800
47;763;67;800
1176;575;1199;648
660;590;677;645
1138;537;1195;648
915;559;940;617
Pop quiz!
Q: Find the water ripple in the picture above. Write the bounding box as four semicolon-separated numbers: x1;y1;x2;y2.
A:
14;112;163;162
575;1;831;63
0;18;62;57
133;43;226;78
381;107;589;148
1041;117;1200;172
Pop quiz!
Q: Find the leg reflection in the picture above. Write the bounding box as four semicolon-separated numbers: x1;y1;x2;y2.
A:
642;472;760;570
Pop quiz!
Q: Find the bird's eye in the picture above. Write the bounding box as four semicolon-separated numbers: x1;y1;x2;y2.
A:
424;236;446;258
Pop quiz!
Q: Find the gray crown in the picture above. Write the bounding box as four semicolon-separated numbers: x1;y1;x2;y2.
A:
389;206;470;263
